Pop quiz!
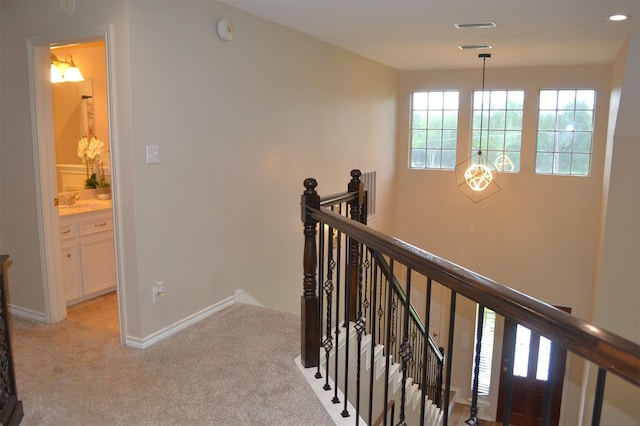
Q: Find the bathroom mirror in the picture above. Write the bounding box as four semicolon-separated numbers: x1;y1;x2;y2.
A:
53;78;93;164
53;79;95;191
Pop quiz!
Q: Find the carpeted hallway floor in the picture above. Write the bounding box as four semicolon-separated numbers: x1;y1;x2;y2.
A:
10;301;334;426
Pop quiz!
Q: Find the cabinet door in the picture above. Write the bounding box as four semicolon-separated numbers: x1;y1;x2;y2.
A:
61;245;82;303
80;235;116;296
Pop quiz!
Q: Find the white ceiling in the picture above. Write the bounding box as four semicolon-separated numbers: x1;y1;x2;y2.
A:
220;0;640;70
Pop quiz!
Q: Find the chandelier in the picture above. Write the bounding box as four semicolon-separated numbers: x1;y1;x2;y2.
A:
455;53;501;203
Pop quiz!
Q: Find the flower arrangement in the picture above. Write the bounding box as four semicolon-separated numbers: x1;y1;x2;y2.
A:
77;135;110;189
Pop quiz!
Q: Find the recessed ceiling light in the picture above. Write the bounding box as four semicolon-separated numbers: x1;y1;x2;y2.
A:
609;14;628;21
458;44;493;50
454;22;496;29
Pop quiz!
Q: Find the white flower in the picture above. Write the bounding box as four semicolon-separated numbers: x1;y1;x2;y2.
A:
77;136;105;162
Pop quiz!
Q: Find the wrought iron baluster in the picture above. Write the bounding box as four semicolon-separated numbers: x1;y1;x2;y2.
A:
383;259;395;426
443;291;457;426
397;269;413;426
420;278;433;423
466;304;484;425
316;222;325;380
592;368;607;426
332;228;342;405
368;253;379;426
353;239;366;423
322;228;336;391
502;320;517;426
340;234;353;419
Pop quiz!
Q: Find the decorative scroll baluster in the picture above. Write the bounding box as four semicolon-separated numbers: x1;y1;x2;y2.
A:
332;227;342;405
316;223;325;380
322;232;336;390
466;304;484;425
502;319;517;425
383;259;396;426
397;269;413;426
354;243;366;423
301;178;320;368
368;257;379;425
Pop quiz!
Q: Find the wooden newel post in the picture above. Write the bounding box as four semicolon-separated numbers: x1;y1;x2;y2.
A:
301;178;320;368
347;169;363;322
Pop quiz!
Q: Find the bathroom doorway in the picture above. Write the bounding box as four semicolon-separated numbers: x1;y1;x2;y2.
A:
51;40;119;334
27;26;125;342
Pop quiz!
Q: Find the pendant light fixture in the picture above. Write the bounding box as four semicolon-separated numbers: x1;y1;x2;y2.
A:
455;53;501;203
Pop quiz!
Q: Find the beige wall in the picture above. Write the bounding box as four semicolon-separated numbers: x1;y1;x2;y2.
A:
0;2;398;339
395;64;612;423
0;1;133;323
588;34;640;425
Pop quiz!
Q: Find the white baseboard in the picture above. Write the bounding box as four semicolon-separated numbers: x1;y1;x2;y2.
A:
125;294;237;349
10;289;260;350
235;289;263;306
8;304;47;322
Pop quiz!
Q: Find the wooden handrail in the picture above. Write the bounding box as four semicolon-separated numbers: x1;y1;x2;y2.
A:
373;251;444;364
373;400;395;426
307;206;640;387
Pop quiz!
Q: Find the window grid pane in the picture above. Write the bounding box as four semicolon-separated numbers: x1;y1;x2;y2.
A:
410;91;459;170
535;89;595;176
471;90;524;173
536;336;552;381
513;324;531;377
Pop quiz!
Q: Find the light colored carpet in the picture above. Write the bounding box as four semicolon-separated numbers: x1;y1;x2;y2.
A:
11;303;334;426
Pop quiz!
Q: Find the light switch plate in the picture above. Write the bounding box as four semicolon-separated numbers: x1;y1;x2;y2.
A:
146;145;160;164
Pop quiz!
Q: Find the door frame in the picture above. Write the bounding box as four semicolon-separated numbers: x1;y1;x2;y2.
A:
26;25;125;342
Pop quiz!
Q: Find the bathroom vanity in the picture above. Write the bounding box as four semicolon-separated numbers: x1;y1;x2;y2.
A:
59;198;115;306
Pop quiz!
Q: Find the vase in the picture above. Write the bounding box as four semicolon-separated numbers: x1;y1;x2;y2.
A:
96;186;111;200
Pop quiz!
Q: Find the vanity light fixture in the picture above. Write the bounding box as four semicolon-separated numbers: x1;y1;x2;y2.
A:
455;53;501;203
50;53;85;83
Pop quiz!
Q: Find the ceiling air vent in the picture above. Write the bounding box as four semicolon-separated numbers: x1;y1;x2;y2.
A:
458;44;493;50
454;21;497;29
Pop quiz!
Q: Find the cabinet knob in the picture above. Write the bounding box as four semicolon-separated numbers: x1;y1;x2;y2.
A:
66;253;71;258
432;331;439;337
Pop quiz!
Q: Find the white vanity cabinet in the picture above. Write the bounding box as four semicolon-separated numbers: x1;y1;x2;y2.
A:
60;208;115;305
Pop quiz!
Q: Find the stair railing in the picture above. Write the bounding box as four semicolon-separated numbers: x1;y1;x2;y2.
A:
302;170;445;425
301;170;640;426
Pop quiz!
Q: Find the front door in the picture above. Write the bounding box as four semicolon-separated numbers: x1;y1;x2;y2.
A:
496;307;570;425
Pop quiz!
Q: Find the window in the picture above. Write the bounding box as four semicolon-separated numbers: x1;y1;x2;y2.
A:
535;89;596;175
410;91;459;169
472;307;496;396
471;90;524;172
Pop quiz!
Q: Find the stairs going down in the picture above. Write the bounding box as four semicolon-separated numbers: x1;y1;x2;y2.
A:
298;322;444;425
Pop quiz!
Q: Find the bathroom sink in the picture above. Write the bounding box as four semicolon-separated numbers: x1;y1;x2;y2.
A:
58;199;111;215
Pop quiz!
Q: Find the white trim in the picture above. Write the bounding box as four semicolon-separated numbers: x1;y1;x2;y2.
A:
8;304;48;322
26;26;127;345
295;356;365;426
125;295;237;349
235;289;263;306
27;38;65;324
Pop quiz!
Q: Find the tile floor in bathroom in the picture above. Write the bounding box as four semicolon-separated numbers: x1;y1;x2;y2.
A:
66;291;119;335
